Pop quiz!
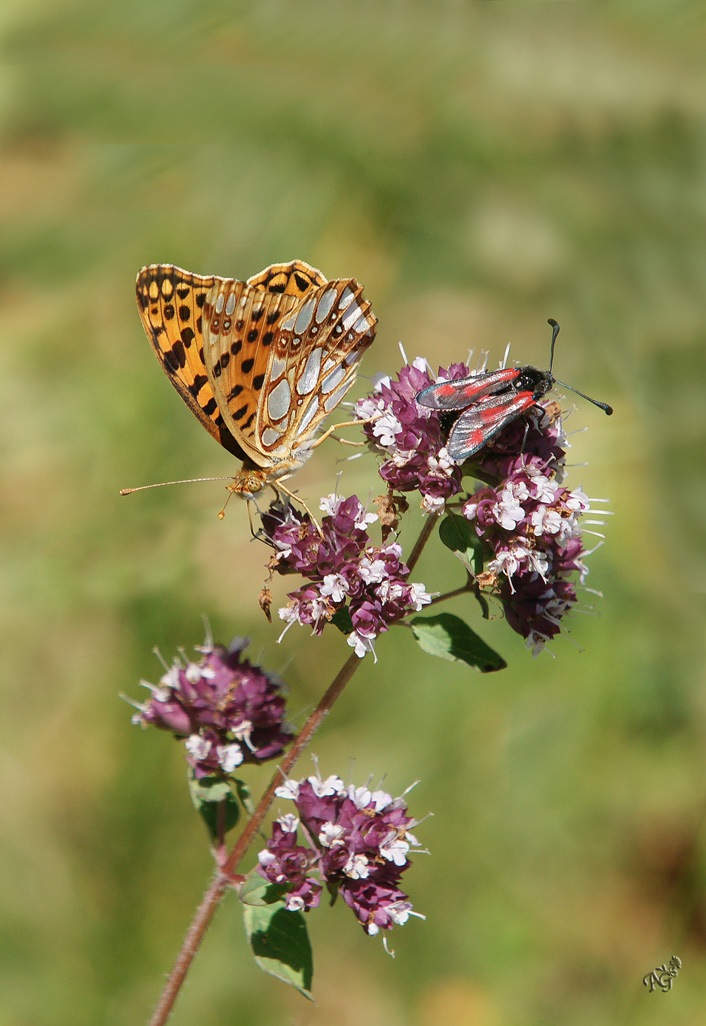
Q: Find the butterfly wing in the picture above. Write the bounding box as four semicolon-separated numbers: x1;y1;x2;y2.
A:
203;270;376;471
246;260;328;295
135;264;247;459
416;367;520;411
447;391;538;460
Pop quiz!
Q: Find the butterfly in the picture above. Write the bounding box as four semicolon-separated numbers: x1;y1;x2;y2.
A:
134;260;377;499
415;319;613;462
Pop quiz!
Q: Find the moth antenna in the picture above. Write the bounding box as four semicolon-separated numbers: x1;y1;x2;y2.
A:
546;318;613;416
120;476;234;496
554;378;613;416
547;317;561;374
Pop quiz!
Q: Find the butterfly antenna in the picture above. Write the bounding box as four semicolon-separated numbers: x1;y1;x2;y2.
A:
120;476;234;496
546;318;613;416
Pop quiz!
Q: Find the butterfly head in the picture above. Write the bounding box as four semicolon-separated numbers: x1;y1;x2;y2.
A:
228;462;295;497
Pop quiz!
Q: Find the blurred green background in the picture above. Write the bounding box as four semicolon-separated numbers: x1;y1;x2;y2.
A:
2;2;705;1024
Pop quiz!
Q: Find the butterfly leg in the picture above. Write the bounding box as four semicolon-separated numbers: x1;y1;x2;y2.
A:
274;481;323;537
309;414;380;451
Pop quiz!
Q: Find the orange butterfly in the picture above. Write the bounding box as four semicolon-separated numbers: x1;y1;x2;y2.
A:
134;260;377;501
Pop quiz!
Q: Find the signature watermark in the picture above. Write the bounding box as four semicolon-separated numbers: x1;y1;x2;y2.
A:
643;955;682;993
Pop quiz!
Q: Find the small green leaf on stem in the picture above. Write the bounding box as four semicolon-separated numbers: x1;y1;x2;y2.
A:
188;773;241;844
331;606;353;635
242;877;314;999
439;512;485;574
409;612;506;672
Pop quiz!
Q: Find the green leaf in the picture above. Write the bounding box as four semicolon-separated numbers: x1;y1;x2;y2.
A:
439;512;485;574
409;613;506;672
188;772;241;844
331;605;353;635
234;777;254;815
240;871;287;907
461;463;502;488
242;877;314;999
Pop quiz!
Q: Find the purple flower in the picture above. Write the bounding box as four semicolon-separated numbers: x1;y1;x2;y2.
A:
355;359;468;512
257;773;425;936
133;637;293;777
262;494;432;659
356;349;608;652
355;358;569;511
463;462;604;653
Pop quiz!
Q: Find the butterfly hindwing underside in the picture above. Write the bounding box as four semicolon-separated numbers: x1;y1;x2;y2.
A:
135;260;377;492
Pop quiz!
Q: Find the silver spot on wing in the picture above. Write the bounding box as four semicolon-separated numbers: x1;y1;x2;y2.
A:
324;379;353;412
297;347;323;396
321;364;347;394
337;287;355;310
261;427;283;447
315;288;338;324
267;378;292;422
294;296;318;335
298;394;321;435
341;301;365;332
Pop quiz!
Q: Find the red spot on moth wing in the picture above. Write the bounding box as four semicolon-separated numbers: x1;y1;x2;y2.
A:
416;367;520;410
446;390;538;461
476;389;534;425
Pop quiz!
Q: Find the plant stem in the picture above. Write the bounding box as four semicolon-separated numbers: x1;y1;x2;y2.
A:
148;514;439;1026
405;513;436;573
429;584;471;605
148;650;360;1026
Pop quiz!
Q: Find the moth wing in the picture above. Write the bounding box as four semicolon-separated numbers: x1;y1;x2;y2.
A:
416;368;519;411
447;391;537;461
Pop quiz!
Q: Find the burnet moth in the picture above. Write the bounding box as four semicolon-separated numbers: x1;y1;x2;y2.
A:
415;319;613;462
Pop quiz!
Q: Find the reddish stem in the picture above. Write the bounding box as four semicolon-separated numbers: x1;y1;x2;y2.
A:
148;650;360;1026
148;515;438;1026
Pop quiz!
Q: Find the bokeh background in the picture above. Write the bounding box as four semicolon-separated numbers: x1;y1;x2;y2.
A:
2;2;705;1024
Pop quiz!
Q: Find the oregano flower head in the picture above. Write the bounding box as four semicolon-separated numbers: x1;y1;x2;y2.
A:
134;638;293;777
262;494;432;658
258;772;425;936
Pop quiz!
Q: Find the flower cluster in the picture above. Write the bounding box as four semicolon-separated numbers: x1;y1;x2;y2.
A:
133;638;293;777
459;405;603;652
356;352;605;652
257;772;424;937
355;358;468;513
262;494;432;658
